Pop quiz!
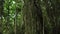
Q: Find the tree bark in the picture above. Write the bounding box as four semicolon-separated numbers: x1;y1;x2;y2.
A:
23;0;43;34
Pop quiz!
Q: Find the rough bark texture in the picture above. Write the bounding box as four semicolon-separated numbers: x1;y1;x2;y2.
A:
23;0;43;34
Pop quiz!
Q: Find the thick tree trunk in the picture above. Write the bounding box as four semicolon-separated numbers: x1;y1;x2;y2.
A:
23;0;43;34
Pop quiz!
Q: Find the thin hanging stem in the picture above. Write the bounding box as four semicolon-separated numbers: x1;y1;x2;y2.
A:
14;1;17;34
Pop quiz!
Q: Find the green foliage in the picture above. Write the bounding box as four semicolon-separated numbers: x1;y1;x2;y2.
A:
1;0;24;34
1;0;60;34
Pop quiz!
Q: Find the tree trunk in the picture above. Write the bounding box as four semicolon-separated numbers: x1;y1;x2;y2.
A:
23;0;43;34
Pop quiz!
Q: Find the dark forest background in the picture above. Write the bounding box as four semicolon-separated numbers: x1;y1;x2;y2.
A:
0;0;60;34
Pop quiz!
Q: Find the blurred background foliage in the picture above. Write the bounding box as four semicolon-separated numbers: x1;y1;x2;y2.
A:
0;0;60;34
0;0;24;34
